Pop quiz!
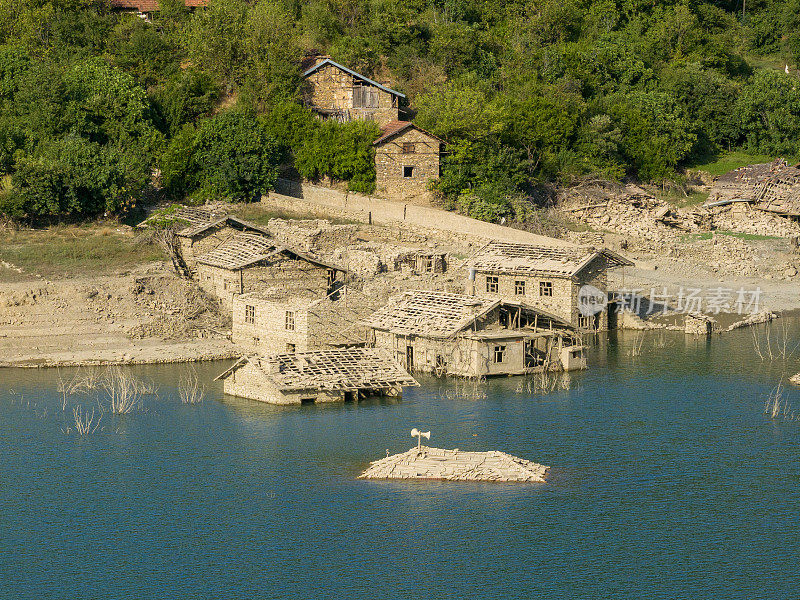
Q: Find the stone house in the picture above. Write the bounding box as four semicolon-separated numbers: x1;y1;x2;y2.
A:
361;290;585;377
195;232;346;311
214;348;418;405
302;58;405;126
467;241;633;332
373;121;444;205
231;286;375;355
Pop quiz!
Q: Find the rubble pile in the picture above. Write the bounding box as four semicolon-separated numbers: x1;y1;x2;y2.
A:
559;183;707;243
707;203;800;238
360;446;549;482
267;218;359;253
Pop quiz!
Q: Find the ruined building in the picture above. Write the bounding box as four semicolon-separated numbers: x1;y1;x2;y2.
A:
302;58;405;126
707;159;800;218
215;348;418;405
194;232;347;311
362;290;586;377
373;121;444;206
173;211;271;276
467;241;632;331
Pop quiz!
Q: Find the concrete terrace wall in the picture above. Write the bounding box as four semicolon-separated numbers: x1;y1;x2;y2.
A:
263;179;575;247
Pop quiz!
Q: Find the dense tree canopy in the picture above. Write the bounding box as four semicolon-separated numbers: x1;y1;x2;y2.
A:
1;0;800;221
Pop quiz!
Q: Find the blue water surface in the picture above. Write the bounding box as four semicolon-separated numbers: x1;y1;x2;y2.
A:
2;324;800;599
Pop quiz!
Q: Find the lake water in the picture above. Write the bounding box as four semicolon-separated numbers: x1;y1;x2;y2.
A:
2;321;800;599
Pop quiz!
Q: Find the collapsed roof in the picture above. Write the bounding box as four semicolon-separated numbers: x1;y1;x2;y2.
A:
706;159;800;216
470;241;632;278
215;348;418;392
195;232;344;272
361;290;501;339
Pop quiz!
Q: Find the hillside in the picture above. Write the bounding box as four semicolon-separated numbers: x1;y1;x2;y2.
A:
1;0;800;224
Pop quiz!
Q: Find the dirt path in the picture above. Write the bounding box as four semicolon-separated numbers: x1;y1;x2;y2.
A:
0;262;237;368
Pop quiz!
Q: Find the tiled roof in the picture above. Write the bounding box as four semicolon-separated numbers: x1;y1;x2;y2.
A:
372;120;445;146
470;241;632;278
303;59;406;99
362;290;500;339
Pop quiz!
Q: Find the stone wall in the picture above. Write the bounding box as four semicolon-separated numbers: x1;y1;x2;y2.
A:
373;330;531;377
374;128;440;205
197;263;241;311
264;178;574;247
232;293;371;355
467;272;576;326
198;258;333;313
240;259;332;297
232;296;311;355
305;63;398;125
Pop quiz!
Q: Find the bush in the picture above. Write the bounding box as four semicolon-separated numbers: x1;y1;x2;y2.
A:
161;110;282;202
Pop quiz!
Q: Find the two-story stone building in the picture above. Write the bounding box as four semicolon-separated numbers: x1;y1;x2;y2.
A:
302;58;405;126
373;121;444;205
467;241;632;331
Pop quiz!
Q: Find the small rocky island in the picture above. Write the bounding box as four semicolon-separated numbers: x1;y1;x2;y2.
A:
360;446;549;482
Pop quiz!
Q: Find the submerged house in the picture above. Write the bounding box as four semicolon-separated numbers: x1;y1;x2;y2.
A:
467;241;633;332
373;121;444;205
195;232;347;310
215;348;418;405
232;286;375;355
362;290;585;377
302;58;405;125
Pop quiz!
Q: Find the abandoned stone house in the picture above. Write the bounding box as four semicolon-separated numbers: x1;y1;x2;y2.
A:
231;286;375;355
361;290;586;377
706;159;800;218
302;58;405;126
467;241;633;332
215;348;418;405
195;232;347;311
373;121;444;205
171;210;271;276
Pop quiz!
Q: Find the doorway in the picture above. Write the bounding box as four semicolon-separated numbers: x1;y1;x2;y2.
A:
406;345;414;371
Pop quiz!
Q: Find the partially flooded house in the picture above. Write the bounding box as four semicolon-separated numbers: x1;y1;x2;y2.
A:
467;241;632;331
232;286;375;355
195;232;347;310
373;121;444;205
215;348;418;405
302;58;405;125
706;159;800;218
362;290;586;377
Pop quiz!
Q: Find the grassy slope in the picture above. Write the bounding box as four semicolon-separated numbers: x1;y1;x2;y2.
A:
687;151;793;177
0;225;164;280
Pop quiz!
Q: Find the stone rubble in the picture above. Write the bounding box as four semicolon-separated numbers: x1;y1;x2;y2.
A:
359;445;549;482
